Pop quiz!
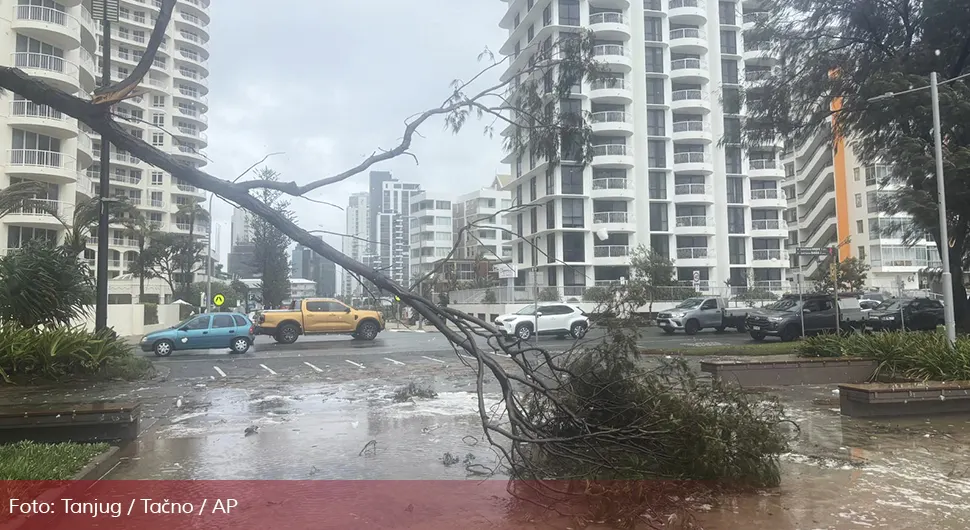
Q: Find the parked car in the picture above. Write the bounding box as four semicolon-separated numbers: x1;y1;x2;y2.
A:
656;297;750;335
745;294;864;342
255;298;385;344
494;303;589;341
140;312;255;357
866;297;945;332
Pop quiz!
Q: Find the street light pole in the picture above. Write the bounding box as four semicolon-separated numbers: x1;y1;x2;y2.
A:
204;193;214;312
930;71;957;344
94;14;113;331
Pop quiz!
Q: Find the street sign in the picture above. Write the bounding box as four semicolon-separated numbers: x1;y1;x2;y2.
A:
692;270;700;282
496;265;517;279
212;293;225;307
795;247;832;256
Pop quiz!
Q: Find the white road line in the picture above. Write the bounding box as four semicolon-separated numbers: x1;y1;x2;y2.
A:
491;351;512;358
259;364;277;375
384;357;405;366
303;361;324;373
213;366;227;378
421;355;445;364
345;360;365;369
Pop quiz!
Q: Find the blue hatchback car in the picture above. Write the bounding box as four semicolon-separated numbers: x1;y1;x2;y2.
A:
140;312;255;357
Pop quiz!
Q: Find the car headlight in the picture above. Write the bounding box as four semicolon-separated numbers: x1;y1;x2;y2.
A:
669;313;685;319
140;335;148;343
502;316;517;322
768;317;784;322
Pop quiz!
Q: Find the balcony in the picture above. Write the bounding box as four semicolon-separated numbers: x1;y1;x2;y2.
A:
592;44;632;71
175;126;209;145
669;28;707;53
590;111;633;134
742;11;769;30
670;58;708;82
591;144;634;167
668;0;707;23
592;211;635;231
589;78;633;103
109;173;142;186
110;150;141;167
673;183;715;202
593;245;632;259
674;215;716;235
749;158;785;178
743;42;778;63
588;12;631;40
12;5;81;50
176;183;199;193
752;249;788;266
11;52;79;92
751;219;788;236
8;100;76;138
6;149;78;184
744;68;776;87
176;106;209;126
676;247;715;265
671;120;712;142
673;151;713;173
750;188;787;208
670;89;711;112
753;280;785;291
591;177;634;199
6;198;71;227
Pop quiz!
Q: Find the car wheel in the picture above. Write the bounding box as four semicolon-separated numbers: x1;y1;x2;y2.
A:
570;322;588;339
662;328;675;335
356;321;379;341
684;319;700;335
276;324;299;344
750;332;766;341
230;337;251;354
780;325;799;342
515;324;533;341
153;339;174;357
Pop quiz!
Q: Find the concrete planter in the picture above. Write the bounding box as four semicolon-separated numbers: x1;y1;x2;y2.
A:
839;381;970;418
0;402;140;444
701;358;879;386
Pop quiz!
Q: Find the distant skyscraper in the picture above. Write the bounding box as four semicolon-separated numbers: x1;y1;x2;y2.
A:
343;192;369;298
231;207;254;244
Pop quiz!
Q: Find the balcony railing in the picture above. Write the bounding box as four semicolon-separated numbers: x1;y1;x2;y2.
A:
745;69;774;81
8;148;75;170
11;198;67;217
592;177;631;191
592;44;629;58
675;215;709;227
150;199;165;207
670;0;702;8
673;152;707;164
670;28;701;40
590;78;628;91
589;12;626;25
593;211;630;224
674;183;710;195
676;247;711;259
14;5;78;31
672;120;708;133
671;89;705;102
110;174;141;185
590;111;631;124
743;12;769;24
594;245;631;258
671;58;705;70
592;144;629;157
750;159;777;170
10;100;64;120
753;280;784;290
177;183;198;192
751;219;786;231
751;188;784;200
752;249;784;260
12;52;77;77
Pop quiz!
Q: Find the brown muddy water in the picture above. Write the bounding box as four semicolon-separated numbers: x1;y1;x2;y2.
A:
78;375;970;529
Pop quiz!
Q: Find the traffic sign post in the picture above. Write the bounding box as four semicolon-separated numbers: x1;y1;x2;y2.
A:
212;293;225;307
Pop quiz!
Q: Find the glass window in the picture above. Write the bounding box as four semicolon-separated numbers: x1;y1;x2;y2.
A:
232;315;248;327
649;203;668;231
645;47;664;73
719;31;737;54
726;177;743;203
649;171;667;199
563;232;585;262
184;315;210;330
648;140;666;168
647;109;665;136
645;77;664;104
561;165;583;194
644;17;663;42
558;0;580;25
562;198;584;227
212;315;234;328
721;59;739;83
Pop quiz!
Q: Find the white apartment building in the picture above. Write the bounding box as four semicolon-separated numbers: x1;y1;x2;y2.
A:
498;0;788;297
783;130;942;292
371;177;421;286
408;191;453;283
452;186;514;262
342;191;369;297
230;206;253;244
0;0;211;301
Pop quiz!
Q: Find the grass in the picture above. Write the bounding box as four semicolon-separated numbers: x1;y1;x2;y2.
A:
0;440;109;480
640;340;799;357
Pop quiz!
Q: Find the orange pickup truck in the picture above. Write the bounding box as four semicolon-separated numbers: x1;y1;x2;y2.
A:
255;298;385;344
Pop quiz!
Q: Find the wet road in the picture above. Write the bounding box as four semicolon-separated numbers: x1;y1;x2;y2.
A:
141;327;758;380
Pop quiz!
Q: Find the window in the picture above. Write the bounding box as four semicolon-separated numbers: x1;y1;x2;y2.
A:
721;59;739;83
543;4;551;25
184;315;209;330
152;95;165;108
562;198;584;228
723;118;741;143
855;193;862;207
649;171;667;199
857;220;864;233
529;177;537;201
527;24;535;43
725;147;742;173
648;140;666;168
720;31;737;54
530;208;538;234
558;0;580;25
726;177;743;203
562;232;585;262
647;109;665;136
546;236;556;263
151;133;164;147
649;203;668;231
517;242;524;263
212;315;234;328
729;237;746;264
546;201;556;229
151;171;163;185
645;47;664;73
853;167;860;181
728;207;745;234
561;165;583;194
644;17;663;42
718;2;737;24
644;0;661;10
232;315;248;327
723;88;741;114
152;112;164;126
563;265;584;286
858;246;866;260
645;77;664;104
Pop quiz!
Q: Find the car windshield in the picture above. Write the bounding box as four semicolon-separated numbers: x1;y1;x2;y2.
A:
765;298;800;312
675;298;704;309
516;305;538;315
876;300;907;311
173;315;201;328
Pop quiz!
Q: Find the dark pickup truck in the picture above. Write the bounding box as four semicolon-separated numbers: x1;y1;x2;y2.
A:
865;297;945;332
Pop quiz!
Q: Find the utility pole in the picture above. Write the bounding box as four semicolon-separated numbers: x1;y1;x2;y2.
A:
930;71;957;345
92;0;119;331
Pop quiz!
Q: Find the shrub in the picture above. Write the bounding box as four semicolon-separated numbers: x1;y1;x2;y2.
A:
538;287;560;302
0;441;109;480
0;324;153;383
143;303;159;325
0;243;94;328
482;289;497;304
583;286;611;303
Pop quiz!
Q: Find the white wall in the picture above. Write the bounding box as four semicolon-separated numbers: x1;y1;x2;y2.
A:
74;303;181;337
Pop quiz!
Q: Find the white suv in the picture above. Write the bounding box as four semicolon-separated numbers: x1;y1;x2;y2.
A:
494;303;589;341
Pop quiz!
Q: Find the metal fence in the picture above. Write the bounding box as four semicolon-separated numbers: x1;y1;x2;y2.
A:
448;284;789;307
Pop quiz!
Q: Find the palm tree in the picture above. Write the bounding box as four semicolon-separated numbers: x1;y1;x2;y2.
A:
176;199;210;298
122;213;161;300
0;181;57;218
57;196;138;256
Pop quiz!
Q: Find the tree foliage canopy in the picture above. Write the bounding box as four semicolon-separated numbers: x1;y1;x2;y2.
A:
250;168;293;307
810;256;870;293
0;243;94;328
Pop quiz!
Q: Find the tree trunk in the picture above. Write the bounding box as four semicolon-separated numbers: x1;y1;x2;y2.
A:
186;210;195;300
138;238;145;298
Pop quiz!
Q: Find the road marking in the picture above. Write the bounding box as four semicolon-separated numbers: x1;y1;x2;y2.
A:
421;355;445;364
213;366;227;378
303;361;324;373
259;364;277;375
491;350;512;358
345;360;365;369
384;357;405;366
458;353;477;361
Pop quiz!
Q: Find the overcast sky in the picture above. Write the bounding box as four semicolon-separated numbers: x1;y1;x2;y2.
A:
202;1;509;261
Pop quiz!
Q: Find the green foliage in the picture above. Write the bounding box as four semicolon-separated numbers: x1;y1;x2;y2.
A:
186;281;243;309
0;243;94;328
734;288;779;304
142;232;204;301
0;441;110;480
796;331;970;381
482;289;497;303
747;0;970;323
583;286;610;303
143;303;158;325
0;324;153;383
537;287;560;302
250;168;293;307
809;257;870;293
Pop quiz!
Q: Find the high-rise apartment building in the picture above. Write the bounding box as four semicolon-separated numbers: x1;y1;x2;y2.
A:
452;186;514;262
0;0;211;300
292;237;337;297
498;0;787;295
372;175;420;286
231;206;254;244
342;191;369;297
408;191;454;282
